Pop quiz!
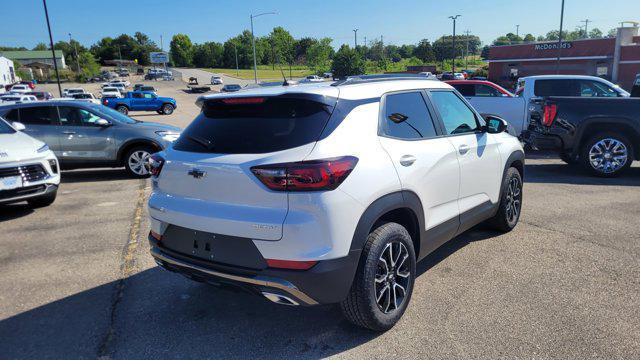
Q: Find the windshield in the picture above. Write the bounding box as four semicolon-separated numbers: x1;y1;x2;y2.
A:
2;97;21;101
88;104;138;124
0;118;16;134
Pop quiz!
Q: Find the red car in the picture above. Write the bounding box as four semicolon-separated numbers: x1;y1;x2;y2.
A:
445;80;514;97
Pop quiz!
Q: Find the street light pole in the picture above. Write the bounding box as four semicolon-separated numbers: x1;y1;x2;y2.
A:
448;15;461;73
556;0;565;74
68;33;80;73
516;24;520;38
353;29;358;49
250;11;276;84
42;0;62;97
234;44;239;77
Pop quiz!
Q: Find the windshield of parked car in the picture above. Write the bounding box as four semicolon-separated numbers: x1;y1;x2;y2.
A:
0;118;16;134
1;97;21;102
88;104;138;124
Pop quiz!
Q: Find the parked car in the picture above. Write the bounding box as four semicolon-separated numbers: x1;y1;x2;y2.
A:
210;76;223;85
101;87;121;98
221;84;241;92
632;73;640;97
111;79;131;88
8;84;30;94
146;75;524;331
323;72;333;79
515;75;629;99
70;92;100;105
418;72;437;80
0;95;37;104
117;69;130;77
0;101;181;177
0;117;60;207
25;91;53;101
133;84;157;92
304;75;324;82
62;88;85;97
445;80;527;135
19;81;36;90
526;96;640;177
102;91;177;115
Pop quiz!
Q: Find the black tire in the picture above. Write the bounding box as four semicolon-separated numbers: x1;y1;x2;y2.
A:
27;189;57;208
486;167;523;232
341;222;416;331
580;132;634;177
116;105;128;115
559;152;578;165
161;103;174;115
124;146;154;178
156;110;163;114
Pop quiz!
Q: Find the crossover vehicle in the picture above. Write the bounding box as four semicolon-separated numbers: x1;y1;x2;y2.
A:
211;76;223;85
101;87;121;98
0;117;60;207
8;84;30;94
0;101;180;178
147;75;524;331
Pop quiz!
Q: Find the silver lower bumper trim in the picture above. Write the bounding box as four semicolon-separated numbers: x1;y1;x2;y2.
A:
150;247;318;305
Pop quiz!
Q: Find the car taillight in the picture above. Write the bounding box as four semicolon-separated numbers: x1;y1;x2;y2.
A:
266;259;317;270
149;154;165;177
150;230;163;241
542;103;557;126
103;99;109;105
251;156;358;192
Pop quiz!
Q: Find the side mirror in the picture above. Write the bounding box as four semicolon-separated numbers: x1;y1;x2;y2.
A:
95;119;111;127
12;122;26;131
484;115;508;134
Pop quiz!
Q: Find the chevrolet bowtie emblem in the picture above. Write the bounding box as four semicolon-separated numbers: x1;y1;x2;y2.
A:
188;168;206;179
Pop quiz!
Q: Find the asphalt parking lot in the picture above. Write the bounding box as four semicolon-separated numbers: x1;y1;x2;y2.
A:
1;75;639;359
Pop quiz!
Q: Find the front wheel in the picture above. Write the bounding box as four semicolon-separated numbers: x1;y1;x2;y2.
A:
581;132;633;177
486;167;523;232
124;146;154;178
341;222;416;331
116;105;128;115
161;104;174;115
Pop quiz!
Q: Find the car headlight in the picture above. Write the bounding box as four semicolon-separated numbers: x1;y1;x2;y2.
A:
37;144;49;153
156;131;180;142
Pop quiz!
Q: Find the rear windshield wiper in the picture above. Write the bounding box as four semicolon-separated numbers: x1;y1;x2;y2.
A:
184;134;214;150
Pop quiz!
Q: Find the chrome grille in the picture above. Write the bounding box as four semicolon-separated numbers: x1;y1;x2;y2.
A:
0;164;48;183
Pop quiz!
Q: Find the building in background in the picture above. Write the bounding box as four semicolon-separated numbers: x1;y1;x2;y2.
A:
0;50;66;70
0;56;16;88
487;25;640;91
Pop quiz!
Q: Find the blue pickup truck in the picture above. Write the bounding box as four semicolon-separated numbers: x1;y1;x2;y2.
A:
102;91;177;115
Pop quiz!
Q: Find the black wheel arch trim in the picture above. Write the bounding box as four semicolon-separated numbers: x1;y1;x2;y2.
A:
117;138;163;162
573;117;640;155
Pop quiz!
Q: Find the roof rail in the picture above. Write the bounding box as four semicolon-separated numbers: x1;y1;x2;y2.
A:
331;73;435;86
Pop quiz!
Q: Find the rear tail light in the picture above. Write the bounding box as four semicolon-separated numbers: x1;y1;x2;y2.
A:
266;259;317;270
102;98;109;105
221;97;265;105
149;154;165;177
150;230;163;241
251;156;358;192
542;103;557;126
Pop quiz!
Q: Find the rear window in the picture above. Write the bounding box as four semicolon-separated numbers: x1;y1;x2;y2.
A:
173;96;335;154
534;80;579;96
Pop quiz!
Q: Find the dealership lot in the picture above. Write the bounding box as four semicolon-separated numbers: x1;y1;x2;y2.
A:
1;76;639;359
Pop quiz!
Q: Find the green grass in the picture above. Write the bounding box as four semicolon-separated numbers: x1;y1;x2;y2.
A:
204;66;313;80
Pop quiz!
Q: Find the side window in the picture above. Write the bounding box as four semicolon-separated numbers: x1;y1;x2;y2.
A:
144;93;154;99
579;80;618;97
4;109;19;122
430;91;479;135
58;106;102;126
382;92;438;140
18;106;57;125
132;93;143;98
534;80;580;96
475;84;501;97
452;84;475;96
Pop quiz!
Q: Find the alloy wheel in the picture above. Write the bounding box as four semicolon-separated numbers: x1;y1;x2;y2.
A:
588;138;628;174
128;150;151;176
505;176;521;224
375;241;411;314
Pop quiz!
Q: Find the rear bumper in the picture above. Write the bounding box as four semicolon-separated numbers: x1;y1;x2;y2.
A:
522;129;563;151
149;235;361;306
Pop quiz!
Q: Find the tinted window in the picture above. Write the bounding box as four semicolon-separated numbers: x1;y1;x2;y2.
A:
382;92;437;140
132;93;143;98
578;80;618;97
452;84;475;96
0;118;15;134
19;106;57;125
430;91;479;135
58;106;103;126
173;96;335;154
534;80;580;96
475;84;501;97
4;109;19;122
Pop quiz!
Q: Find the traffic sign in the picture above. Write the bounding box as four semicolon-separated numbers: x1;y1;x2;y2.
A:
150;52;169;64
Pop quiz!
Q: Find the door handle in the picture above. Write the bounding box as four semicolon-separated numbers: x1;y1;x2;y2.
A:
399;155;416;167
62;131;76;135
458;144;470;155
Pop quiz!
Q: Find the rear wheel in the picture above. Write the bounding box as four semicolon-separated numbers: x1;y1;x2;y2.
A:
341;222;416;331
27;189;57;208
486;167;523;232
124;146;153;178
116;105;128;115
581;132;633;177
161;104;174;115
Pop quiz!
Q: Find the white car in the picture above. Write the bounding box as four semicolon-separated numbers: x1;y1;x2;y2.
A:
101;87;121;98
62;88;85;97
0;95;37;104
0;117;60;207
146;75;525;331
8;84;30;94
304;75;324;82
453;72;465;80
418;72;437;80
111;79;130;88
210;76;223;85
70;92;100;105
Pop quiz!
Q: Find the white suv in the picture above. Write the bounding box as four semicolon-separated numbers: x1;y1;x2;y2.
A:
147;75;525;331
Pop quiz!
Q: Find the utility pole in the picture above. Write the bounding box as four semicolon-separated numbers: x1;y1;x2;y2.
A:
448;15;461;73
234;44;239;77
556;0;565;74
353;29;358;49
464;30;470;71
69;32;80;74
516;24;520;38
364;36;367;60
42;0;61;97
581;19;591;38
381;35;384;59
250;12;276;84
160;35;163;51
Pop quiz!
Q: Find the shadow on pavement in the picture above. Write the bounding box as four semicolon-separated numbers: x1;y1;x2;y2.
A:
61;168;133;183
524;163;640;186
0;203;34;221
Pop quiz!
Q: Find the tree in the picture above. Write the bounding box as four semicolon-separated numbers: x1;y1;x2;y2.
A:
480;45;490;59
589;28;603;39
33;43;48;51
523;34;536;43
54;40;87;71
169;34;194;67
78;52;100;79
306;38;333;74
607;28;618;38
414;39;435;63
434;34;481;61
331;45;365;78
269;27;295;70
399;44;416;59
385;45;401;62
192;42;224;68
294;37;318;64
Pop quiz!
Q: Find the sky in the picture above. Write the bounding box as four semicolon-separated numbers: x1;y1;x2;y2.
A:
1;0;639;50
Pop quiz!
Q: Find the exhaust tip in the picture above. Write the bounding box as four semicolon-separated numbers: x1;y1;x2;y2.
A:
262;292;299;306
